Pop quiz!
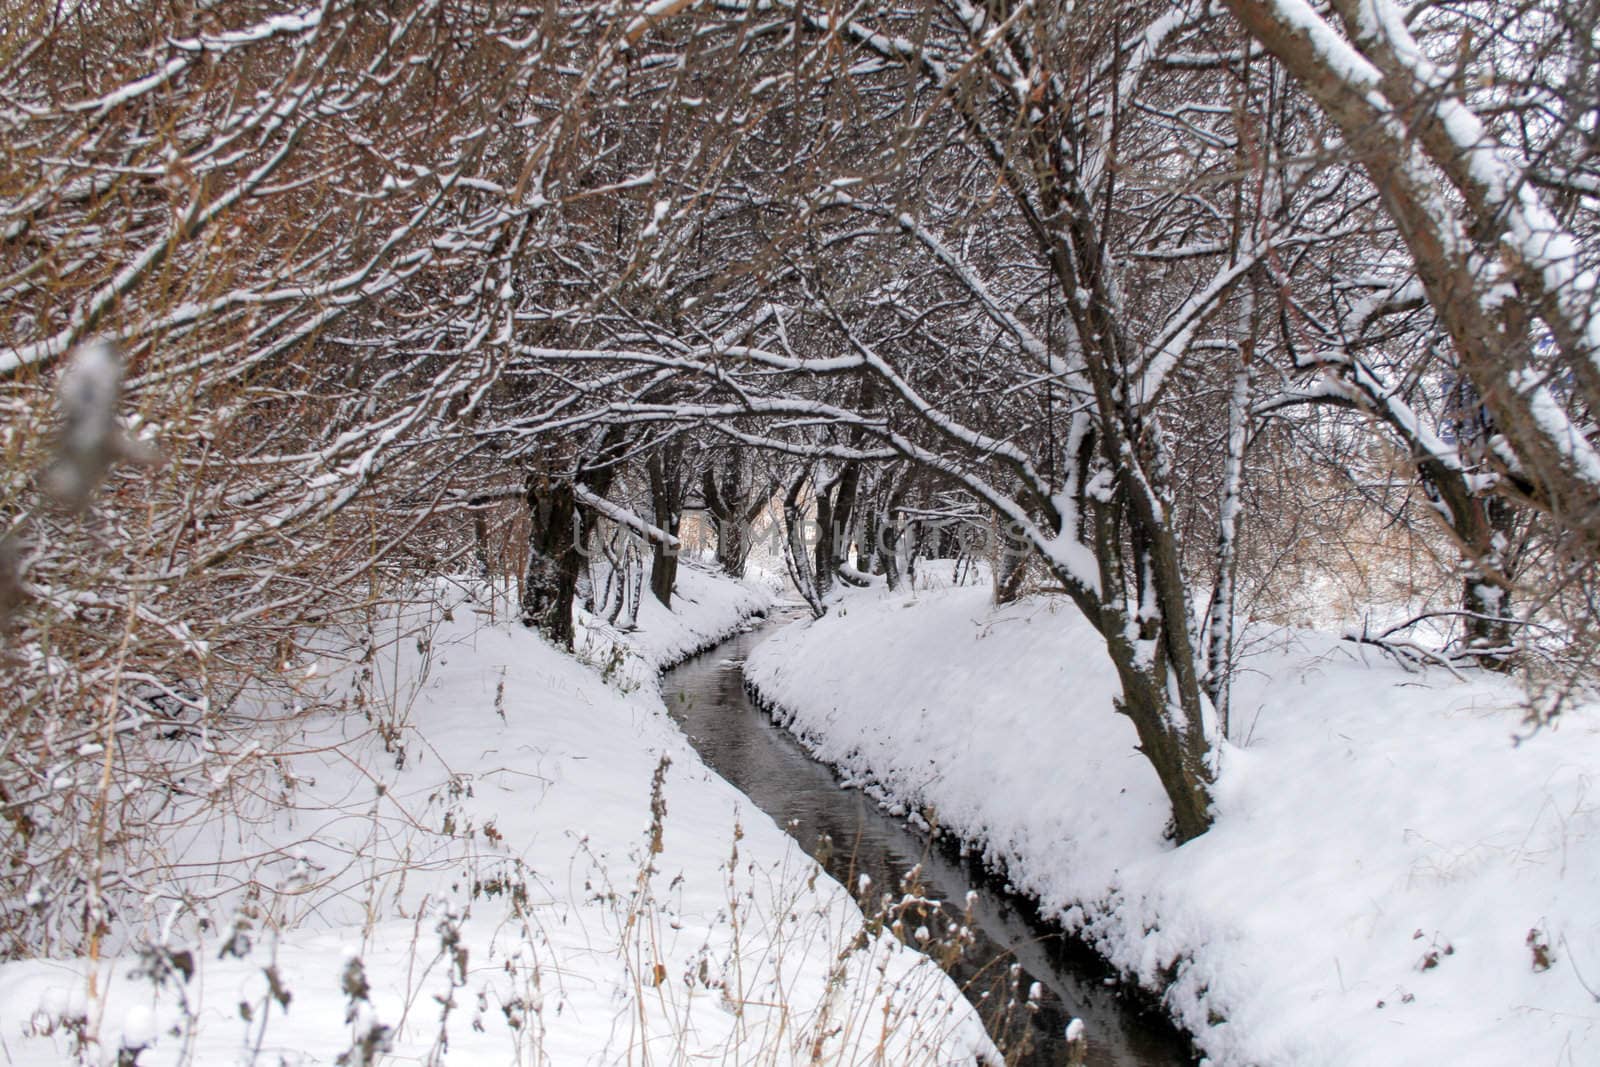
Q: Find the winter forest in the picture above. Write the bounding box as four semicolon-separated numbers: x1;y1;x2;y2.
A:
2;0;1599;1064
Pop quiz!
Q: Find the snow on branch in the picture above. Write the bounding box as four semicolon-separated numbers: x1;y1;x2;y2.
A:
574;485;681;549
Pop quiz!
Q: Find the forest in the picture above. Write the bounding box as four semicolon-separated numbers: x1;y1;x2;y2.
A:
2;1;1598;1064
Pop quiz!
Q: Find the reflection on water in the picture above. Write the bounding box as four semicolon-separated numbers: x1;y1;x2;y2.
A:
662;619;1195;1067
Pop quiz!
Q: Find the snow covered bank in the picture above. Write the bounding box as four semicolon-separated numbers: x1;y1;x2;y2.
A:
0;565;995;1065
575;559;782;686
744;584;1600;1066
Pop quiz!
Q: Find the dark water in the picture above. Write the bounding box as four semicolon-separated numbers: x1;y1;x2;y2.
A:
661;618;1196;1067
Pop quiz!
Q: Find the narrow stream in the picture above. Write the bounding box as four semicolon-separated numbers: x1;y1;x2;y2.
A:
662;617;1196;1067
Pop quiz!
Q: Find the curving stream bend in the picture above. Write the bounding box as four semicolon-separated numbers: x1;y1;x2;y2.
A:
661;617;1196;1067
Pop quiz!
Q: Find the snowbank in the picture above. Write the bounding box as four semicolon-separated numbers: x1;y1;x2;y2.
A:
575;557;784;686
744;584;1600;1066
0;565;994;1065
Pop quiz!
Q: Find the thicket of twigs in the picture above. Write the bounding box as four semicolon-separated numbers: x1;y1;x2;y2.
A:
0;0;539;958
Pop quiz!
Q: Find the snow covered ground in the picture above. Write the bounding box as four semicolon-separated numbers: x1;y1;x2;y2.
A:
0;563;994;1066
744;580;1600;1067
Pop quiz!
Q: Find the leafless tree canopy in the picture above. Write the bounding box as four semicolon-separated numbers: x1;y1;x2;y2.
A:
2;0;1596;952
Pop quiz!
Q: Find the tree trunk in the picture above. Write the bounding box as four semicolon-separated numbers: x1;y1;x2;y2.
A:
994;505;1030;605
874;475;911;591
1105;637;1217;844
714;516;747;578
1204;306;1256;736
521;477;580;649
472;505;492;579
649;538;679;608
1453;491;1518;669
876;507;901;590
522;428;630;646
646;443;684;609
859;507;880;574
783;469;826;617
813;469;837;599
702;453;772;579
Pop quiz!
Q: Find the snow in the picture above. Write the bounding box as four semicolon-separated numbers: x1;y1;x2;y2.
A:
744;583;1600;1066
0;566;994;1065
1510;368;1600;485
1264;0;1383;90
573;483;681;549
